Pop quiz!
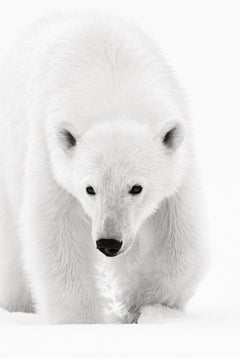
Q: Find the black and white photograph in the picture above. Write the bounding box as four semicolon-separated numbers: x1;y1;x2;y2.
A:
0;1;239;358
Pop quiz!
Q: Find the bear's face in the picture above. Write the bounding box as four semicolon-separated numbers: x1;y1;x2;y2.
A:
53;120;186;257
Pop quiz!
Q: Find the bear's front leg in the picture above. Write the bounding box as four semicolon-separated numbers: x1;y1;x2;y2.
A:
121;308;141;324
19;145;102;324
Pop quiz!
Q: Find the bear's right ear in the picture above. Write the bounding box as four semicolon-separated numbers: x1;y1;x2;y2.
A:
56;122;78;154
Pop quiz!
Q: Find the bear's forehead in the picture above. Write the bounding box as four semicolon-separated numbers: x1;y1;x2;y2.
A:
100;162;135;183
79;134;157;183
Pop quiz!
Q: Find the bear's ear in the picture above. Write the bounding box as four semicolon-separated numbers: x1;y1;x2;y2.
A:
56;122;78;154
157;120;185;151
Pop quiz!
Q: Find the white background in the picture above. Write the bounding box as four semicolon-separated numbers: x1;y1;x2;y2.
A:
0;0;239;358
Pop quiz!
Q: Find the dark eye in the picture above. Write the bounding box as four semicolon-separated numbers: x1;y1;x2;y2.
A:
86;186;96;195
129;185;143;195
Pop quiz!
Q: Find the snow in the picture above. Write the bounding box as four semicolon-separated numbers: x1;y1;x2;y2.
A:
0;307;239;358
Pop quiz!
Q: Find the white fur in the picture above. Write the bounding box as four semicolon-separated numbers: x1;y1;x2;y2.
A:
0;13;206;323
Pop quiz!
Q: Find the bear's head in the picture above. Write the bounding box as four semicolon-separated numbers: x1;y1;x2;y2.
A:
52;120;187;257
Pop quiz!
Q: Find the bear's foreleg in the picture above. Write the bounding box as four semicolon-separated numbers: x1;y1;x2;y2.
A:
19;138;102;323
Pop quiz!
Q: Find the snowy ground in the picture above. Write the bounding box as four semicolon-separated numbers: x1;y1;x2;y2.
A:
0;305;239;358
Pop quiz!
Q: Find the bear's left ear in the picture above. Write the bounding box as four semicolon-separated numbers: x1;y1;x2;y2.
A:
56;121;79;154
156;120;185;151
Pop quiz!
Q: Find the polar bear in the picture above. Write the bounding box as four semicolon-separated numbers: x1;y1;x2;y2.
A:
0;14;206;323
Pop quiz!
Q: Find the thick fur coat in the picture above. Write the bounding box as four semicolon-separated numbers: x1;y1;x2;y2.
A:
0;14;206;323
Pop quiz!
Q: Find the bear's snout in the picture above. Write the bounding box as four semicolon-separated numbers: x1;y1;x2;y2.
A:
96;238;122;257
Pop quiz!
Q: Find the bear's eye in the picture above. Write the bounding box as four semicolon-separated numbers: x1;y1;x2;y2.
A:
86;186;96;195
129;185;143;195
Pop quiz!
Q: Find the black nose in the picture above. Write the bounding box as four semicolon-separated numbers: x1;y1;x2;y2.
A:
96;238;122;257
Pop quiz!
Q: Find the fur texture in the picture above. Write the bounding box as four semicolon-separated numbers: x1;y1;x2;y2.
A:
0;14;206;323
